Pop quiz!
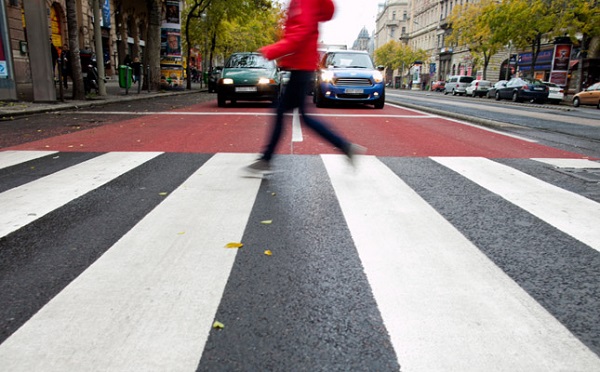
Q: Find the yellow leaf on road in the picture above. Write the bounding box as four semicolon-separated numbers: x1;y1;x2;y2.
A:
260;220;272;225
225;242;243;249
264;250;272;256
212;321;224;329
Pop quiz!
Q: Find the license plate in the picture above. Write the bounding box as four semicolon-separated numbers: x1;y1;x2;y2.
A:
533;87;544;91
345;88;364;94
235;87;257;92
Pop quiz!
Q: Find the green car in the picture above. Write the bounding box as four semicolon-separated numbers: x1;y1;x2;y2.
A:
217;52;281;107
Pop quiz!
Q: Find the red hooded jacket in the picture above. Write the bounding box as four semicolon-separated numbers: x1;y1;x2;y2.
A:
260;0;335;71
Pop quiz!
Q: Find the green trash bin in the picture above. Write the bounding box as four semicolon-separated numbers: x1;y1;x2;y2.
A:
118;65;133;89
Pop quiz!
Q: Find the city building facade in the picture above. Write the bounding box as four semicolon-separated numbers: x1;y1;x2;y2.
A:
371;0;598;91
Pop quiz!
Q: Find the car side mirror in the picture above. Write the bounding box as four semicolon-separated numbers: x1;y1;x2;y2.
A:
377;65;385;71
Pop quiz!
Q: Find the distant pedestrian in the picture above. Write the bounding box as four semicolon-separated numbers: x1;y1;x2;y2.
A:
60;45;71;89
244;0;365;175
131;57;141;83
50;42;59;79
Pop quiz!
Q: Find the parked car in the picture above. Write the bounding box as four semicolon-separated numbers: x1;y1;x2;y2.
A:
217;52;280;107
207;66;222;93
314;50;385;109
494;77;549;103
431;80;446;92
443;75;474;95
465;80;491;97
572;82;600;109
487;80;508;98
542;81;565;104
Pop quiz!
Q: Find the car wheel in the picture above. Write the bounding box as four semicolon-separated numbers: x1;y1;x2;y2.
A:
495;91;501;101
217;94;226;107
512;92;520;102
374;96;385;109
452;89;457;96
443;89;448;95
573;97;580;107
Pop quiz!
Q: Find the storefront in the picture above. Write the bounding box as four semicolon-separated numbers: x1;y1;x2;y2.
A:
516;48;553;80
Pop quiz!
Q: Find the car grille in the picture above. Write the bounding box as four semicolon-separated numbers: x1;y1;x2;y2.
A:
336;93;370;99
334;77;372;86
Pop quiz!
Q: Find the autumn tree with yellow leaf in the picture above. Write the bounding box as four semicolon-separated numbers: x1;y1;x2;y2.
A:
374;41;428;87
445;0;503;80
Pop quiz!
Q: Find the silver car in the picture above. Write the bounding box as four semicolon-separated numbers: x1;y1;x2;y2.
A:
444;75;474;96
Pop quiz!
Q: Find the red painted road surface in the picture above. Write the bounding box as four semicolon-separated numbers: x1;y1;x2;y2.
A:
3;100;589;159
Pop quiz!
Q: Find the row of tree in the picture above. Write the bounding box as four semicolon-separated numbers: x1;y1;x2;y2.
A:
61;0;282;99
374;0;600;90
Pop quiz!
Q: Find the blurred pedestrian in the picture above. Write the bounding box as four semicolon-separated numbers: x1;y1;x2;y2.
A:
244;0;365;175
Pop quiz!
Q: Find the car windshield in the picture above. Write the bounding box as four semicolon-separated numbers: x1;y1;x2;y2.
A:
325;53;374;69
226;54;272;69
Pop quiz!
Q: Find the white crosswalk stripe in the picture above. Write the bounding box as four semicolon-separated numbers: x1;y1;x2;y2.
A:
324;154;600;371
433;157;600;252
0;151;599;371
0;153;260;371
0;150;58;170
0;152;162;239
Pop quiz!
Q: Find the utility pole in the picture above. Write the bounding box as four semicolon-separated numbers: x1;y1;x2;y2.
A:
93;0;106;96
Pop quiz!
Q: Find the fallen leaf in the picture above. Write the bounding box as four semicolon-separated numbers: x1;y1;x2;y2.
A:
260;220;272;225
212;321;224;329
177;231;185;235
264;250;272;256
225;242;243;249
159;192;168;196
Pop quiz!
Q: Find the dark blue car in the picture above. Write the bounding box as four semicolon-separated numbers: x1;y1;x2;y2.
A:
314;50;385;109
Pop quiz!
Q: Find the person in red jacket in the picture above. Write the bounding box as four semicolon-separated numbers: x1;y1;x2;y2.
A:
244;0;365;175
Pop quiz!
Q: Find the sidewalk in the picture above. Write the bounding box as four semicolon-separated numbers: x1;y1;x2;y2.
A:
0;78;205;118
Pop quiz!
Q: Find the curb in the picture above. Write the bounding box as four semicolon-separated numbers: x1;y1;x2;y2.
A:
0;88;203;119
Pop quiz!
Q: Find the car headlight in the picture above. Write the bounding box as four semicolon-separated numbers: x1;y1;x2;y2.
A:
321;71;334;83
221;78;233;85
372;71;383;83
258;78;274;85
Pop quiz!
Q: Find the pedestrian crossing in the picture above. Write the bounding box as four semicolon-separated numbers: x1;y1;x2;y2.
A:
0;151;599;371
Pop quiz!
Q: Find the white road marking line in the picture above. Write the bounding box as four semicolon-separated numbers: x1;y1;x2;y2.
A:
0;150;58;170
532;158;600;168
292;108;303;142
387;102;538;142
322;154;600;371
0;151;162;238
0;153;262;371
433;157;600;252
73;110;431;118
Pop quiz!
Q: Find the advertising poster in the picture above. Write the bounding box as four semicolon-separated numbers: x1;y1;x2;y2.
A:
161;28;181;57
160;1;183;87
550;44;571;86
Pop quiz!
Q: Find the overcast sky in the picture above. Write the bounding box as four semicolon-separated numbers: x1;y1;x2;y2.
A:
274;0;381;47
319;0;381;47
